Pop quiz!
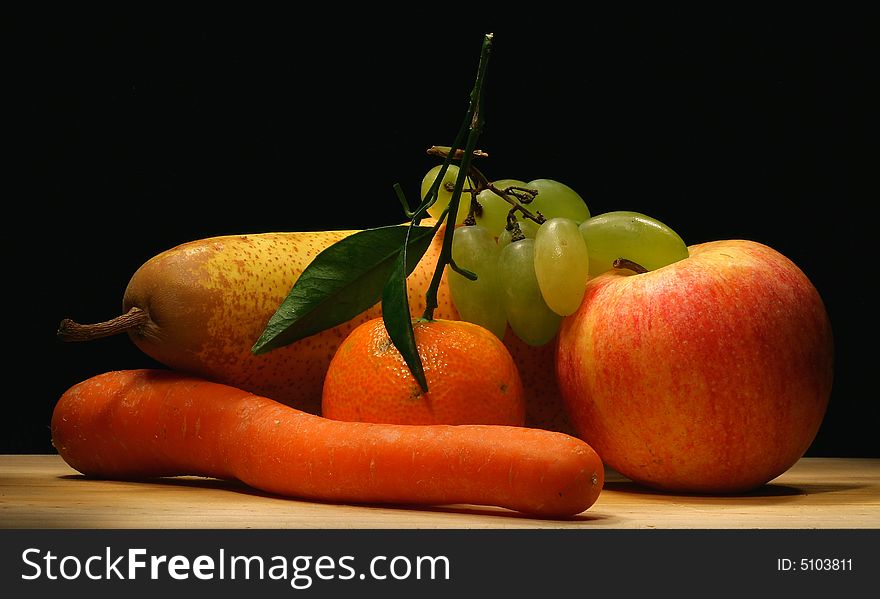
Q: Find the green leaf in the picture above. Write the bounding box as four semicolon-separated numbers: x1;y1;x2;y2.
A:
381;226;428;392
379;33;495;392
251;224;436;355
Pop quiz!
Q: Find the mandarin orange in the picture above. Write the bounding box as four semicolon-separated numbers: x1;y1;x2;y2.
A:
321;317;525;426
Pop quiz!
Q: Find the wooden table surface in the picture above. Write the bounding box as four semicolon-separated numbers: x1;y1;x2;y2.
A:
1;455;877;529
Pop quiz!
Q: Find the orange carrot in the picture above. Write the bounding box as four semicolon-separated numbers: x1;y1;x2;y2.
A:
51;369;604;517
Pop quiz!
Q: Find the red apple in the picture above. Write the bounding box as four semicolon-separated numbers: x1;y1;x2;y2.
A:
556;239;833;493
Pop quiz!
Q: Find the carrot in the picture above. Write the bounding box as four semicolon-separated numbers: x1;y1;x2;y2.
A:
51;369;604;517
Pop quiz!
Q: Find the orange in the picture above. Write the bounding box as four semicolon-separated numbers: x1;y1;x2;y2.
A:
321;317;525;426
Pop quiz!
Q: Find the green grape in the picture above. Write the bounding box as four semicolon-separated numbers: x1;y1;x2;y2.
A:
422;164;473;224
497;227;514;250
534;217;590;316
518;218;540;238
527;179;591;223
578;210;689;276
448;225;507;339
474;189;512;236
498;238;563;346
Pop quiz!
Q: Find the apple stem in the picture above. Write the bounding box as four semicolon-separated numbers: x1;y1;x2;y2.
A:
57;307;148;342
613;258;649;274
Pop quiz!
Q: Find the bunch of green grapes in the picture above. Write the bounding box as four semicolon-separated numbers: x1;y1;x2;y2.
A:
424;166;689;346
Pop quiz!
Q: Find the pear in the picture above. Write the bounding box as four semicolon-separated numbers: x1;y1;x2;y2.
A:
58;225;573;433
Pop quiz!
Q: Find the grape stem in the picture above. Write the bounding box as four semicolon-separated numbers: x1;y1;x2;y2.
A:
507;218;527;242
427;146;489;160
430;146;545;229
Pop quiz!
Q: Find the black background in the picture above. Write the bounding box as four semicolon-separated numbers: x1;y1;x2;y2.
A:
7;13;876;457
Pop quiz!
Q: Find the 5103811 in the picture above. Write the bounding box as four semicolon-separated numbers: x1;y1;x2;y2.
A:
777;558;853;572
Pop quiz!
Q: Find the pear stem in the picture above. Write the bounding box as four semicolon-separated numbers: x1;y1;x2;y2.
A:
57;307;148;342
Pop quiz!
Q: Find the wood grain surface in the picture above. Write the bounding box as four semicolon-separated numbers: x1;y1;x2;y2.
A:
1;455;877;529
